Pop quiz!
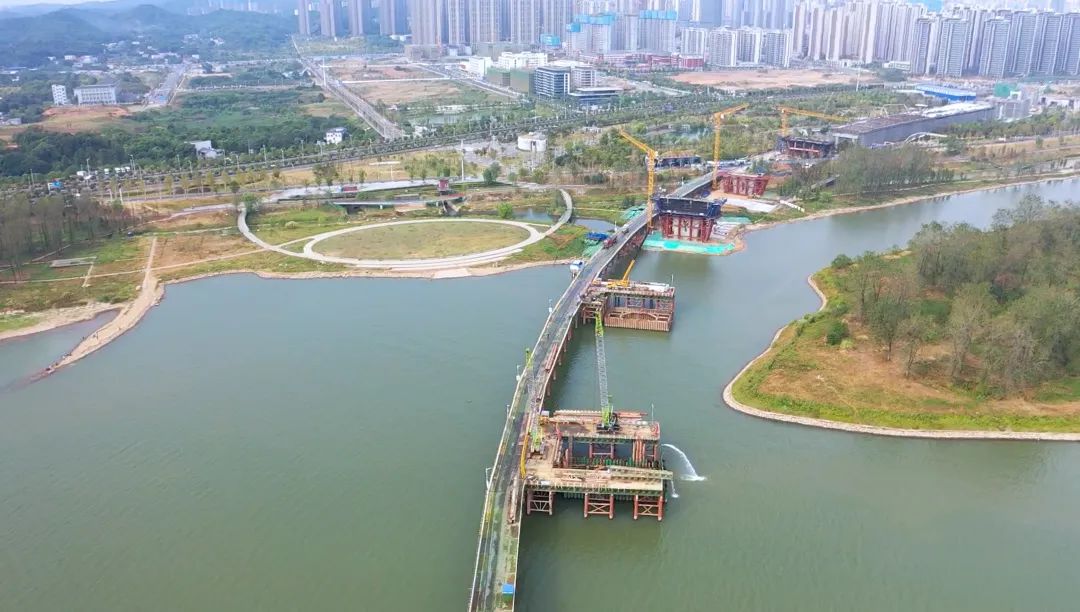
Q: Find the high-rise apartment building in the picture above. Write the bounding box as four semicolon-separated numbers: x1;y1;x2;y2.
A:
706;28;738;67
909;17;934;75
446;0;469;46
761;29;791;67
935;17;970;78
297;0;312;35
319;0;337;36
347;0;371;36
410;0;445;44
614;13;640;51
469;0;501;43
639;9;677;52
379;0;408;35
508;0;541;45
1037;12;1064;74
736;27;763;63
1008;11;1038;76
682;26;710;57
979;18;1010;78
540;0;573;42
1059;13;1080;75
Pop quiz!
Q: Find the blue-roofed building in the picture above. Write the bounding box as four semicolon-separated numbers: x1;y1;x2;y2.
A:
914;84;978;103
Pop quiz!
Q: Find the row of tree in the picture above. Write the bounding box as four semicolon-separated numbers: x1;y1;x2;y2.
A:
781;145;954;197
831;196;1080;394
0;193;137;278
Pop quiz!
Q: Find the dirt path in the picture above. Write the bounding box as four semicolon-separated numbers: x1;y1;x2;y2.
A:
44;238;164;374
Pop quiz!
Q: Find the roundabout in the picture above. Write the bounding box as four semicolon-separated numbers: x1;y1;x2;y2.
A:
308;220;532;261
237;190;573;271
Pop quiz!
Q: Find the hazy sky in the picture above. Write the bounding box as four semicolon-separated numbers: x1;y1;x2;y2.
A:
0;0;106;7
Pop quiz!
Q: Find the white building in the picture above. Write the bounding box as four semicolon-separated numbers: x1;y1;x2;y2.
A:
51;84;69;106
681;26;709;58
325;127;348;145
706;28;738;68
517;132;547;152
74;84;117;106
495;51;548;69
465;56;493;76
549;60;597;89
190;140;220;159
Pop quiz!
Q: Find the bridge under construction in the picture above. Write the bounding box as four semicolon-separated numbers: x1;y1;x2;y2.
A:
467;209;678;611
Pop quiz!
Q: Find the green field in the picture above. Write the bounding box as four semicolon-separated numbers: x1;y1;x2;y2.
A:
315;221;529;260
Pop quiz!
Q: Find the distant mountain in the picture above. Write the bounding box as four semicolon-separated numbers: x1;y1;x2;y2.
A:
0;3;294;66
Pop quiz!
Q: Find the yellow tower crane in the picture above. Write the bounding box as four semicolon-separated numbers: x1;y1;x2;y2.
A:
617;128;659;231
776;105;848;137
711;103;749;191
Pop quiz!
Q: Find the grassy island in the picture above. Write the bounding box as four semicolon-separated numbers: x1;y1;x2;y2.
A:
732;195;1080;433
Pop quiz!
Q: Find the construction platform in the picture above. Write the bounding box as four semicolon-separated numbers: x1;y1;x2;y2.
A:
580;279;675;332
522;410;673;520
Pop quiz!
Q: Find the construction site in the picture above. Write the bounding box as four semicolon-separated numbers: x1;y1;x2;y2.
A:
520;260;675;524
612;104;859;252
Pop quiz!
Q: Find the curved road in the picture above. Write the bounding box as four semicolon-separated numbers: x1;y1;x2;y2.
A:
237;190;573;271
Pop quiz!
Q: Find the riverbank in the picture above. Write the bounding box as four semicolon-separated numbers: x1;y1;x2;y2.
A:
749;171;1080;232
15;257;574;377
723;273;1080;441
9;172;1076;377
0;303;121;343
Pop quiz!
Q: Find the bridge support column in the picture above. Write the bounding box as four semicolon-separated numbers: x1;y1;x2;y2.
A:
634;495;663;521
584;493;615;519
526;489;554;516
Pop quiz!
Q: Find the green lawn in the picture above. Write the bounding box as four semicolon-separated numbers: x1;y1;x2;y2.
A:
315;221;530;260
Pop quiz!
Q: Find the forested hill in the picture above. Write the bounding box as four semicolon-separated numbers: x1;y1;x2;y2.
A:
0;4;294;66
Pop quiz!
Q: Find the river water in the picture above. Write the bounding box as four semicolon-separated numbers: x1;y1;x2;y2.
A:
2;180;1080;611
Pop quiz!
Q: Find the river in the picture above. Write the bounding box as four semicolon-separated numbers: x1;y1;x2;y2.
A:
2;180;1079;611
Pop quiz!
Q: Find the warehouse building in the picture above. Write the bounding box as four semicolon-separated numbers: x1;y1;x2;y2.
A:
833;102;995;147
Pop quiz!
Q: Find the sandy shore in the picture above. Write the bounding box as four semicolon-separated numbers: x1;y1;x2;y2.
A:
0;303;121;343
721;275;1080;441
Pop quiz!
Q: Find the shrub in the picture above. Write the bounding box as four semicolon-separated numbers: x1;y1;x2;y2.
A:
826;320;850;346
831;254;853;269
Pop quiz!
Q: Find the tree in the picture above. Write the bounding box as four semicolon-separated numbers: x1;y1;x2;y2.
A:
866;273;916;360
496;202;514;219
899;314;938;377
483;162;501;186
312;162;339;188
240;193;260;213
947;283;994;380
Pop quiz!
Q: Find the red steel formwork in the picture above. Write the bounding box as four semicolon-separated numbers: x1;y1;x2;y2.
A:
714;171;770;196
659;214;716;242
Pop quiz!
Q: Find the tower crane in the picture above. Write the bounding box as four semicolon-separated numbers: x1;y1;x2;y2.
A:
617;128;658;231
776;106;848;137
711;103;749;191
595;314;618;432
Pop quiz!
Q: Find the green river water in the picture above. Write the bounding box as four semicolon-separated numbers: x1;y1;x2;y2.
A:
2;180;1080;611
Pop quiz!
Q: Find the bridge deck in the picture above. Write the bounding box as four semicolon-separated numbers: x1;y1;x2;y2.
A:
468;208;649;612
